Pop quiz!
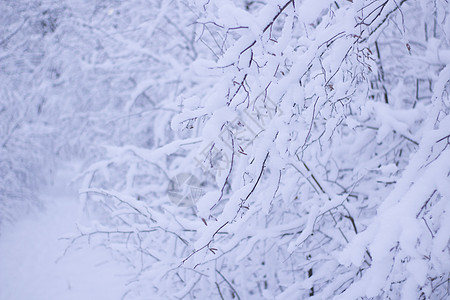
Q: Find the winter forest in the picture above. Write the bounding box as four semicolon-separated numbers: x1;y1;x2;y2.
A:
1;0;449;299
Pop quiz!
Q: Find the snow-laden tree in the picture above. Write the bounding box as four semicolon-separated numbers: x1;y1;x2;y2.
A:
1;0;198;226
1;1;59;225
66;0;449;299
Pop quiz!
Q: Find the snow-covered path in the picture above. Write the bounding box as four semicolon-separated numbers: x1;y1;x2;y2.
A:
0;166;130;300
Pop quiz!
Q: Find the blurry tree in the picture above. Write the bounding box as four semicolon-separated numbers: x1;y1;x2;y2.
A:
0;0;198;225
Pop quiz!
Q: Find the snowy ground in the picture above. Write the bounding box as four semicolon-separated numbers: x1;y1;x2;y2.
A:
0;166;130;300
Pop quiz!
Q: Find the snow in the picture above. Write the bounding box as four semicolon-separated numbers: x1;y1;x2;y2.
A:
2;0;449;299
0;165;130;300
